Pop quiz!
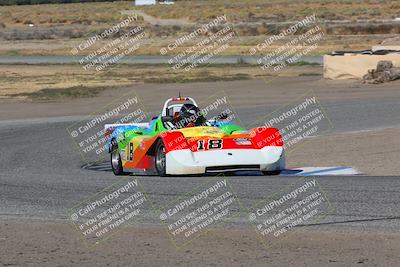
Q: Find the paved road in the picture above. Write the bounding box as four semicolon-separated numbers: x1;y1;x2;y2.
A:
0;97;399;232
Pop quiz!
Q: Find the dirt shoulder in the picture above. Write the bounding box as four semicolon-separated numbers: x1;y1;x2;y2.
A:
1;221;399;266
0;64;322;98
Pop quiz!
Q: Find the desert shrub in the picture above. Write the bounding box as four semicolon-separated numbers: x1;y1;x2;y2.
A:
256;25;268;35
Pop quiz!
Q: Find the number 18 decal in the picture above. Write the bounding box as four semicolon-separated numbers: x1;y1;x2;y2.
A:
198;139;223;150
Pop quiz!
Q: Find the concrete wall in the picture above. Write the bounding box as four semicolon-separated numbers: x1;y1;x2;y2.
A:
323;54;400;80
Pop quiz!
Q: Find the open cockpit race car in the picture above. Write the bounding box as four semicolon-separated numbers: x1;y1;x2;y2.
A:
105;97;285;176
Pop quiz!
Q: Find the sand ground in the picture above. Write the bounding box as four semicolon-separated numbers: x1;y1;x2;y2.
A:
1;222;400;267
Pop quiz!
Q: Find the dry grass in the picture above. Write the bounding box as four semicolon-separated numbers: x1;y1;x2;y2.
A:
0;2;133;27
140;0;399;22
0;1;398;27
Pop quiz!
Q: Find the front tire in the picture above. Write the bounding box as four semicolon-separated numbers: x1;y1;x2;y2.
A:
111;141;124;175
155;139;167;176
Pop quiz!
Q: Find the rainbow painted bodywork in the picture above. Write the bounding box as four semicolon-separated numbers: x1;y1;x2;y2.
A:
105;98;285;175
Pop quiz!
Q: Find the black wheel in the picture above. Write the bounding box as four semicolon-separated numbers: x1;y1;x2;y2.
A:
155;139;167;176
110;141;124;175
262;170;281;176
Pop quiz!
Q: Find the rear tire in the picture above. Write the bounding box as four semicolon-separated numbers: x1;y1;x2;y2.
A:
155;139;167;176
111;141;124;175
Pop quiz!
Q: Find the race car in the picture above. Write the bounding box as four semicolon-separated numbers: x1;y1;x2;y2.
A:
105;97;285;176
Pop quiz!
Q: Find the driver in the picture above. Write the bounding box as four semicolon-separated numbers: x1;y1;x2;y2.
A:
175;104;205;128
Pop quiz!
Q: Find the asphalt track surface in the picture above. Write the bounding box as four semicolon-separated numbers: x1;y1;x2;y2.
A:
1;93;399;233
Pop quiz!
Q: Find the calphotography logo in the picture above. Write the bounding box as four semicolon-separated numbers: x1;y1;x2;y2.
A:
249;14;324;74
67;91;148;163
197;91;243;127
68;178;150;246
158;176;241;248
71;14;146;71
247;178;334;248
160;14;237;72
248;91;333;152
